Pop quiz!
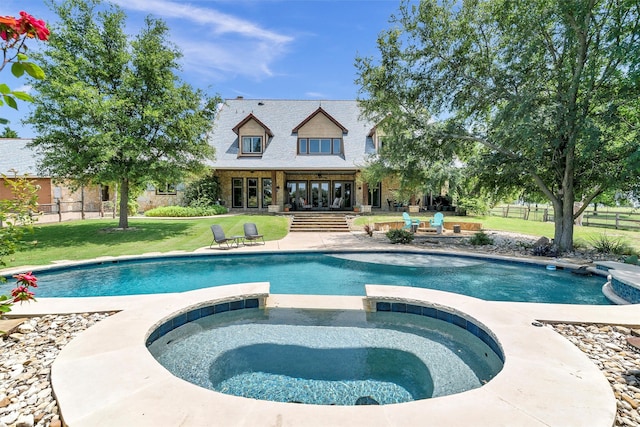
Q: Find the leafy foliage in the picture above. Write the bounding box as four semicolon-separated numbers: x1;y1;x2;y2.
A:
356;0;640;251
385;229;414;244
27;0;220;229
590;234;635;256
469;231;493;246
144;205;227;217
0;11;49;124
0;127;18;138
0;175;39;267
183;174;222;208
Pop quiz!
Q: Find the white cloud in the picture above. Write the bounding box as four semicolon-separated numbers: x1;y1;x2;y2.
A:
110;0;293;82
113;0;291;44
12;84;32;94
305;92;327;99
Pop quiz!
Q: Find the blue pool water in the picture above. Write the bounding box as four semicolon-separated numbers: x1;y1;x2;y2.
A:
26;252;610;304
148;308;504;405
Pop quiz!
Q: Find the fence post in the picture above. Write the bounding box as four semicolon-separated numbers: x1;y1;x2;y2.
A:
616;213;620;229
57;199;62;222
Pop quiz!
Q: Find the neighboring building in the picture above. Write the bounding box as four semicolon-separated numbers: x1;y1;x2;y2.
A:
207;98;393;212
0;138;105;222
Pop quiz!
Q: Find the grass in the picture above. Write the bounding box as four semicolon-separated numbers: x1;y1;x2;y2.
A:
3;212;639;269
353;213;640;252
3;215;289;268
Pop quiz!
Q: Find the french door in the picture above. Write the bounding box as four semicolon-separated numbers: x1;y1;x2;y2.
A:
310;181;330;208
332;182;353;209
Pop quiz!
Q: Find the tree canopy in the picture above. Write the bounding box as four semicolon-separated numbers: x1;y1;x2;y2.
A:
27;0;220;228
356;0;640;251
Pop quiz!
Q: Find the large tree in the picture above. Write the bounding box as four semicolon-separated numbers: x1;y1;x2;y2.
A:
27;0;219;229
356;0;640;251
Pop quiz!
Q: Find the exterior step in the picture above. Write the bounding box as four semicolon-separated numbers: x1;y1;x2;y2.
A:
289;213;350;232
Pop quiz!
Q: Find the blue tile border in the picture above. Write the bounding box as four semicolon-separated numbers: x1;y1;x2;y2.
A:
375;301;504;363
146;298;260;347
611;279;640;304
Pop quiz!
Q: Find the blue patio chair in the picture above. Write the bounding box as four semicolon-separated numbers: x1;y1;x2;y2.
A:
429;212;444;234
402;212;420;232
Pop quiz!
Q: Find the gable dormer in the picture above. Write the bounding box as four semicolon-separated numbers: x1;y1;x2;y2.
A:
232;113;273;157
368;124;386;152
292;107;348;155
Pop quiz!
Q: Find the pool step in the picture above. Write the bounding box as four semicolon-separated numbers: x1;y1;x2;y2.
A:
289;213;350;232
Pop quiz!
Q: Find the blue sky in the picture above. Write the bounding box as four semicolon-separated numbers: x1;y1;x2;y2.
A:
1;0;402;138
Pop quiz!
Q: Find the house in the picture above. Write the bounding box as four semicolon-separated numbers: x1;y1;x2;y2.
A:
207;98;394;212
0;138;107;222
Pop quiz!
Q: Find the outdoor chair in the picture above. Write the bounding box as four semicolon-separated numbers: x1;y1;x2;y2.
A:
210;224;235;249
330;197;343;210
429;212;444;234
243;222;265;245
402;212;420;232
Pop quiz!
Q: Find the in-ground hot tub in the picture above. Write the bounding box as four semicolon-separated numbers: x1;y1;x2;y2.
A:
147;298;504;406
50;283;617;426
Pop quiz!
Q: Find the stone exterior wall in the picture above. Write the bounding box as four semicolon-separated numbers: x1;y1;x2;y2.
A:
136;189;184;212
213;169;402;212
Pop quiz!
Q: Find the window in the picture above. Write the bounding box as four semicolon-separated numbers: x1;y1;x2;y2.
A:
298;138;342;155
262;178;272;207
247;178;258;208
232;178;243;208
156;183;177;195
241;136;262;154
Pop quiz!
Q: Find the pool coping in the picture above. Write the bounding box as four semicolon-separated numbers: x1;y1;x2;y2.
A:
50;283;617;427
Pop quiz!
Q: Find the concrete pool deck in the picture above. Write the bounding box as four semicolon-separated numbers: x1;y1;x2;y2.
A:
4;231;640;426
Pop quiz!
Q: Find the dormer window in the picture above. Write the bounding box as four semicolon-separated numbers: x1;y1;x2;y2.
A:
298;138;342;155
242;136;263;154
232;113;273;158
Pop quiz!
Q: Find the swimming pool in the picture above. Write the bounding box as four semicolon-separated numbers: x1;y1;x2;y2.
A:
26;251;610;304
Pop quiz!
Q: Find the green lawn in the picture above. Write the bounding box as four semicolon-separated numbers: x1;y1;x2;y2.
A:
3;212;638;269
3;216;289;268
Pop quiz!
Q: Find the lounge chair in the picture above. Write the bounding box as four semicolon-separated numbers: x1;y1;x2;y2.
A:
330;197;343;210
402;212;420;232
429;212;444;234
243;222;265;245
210;224;235;249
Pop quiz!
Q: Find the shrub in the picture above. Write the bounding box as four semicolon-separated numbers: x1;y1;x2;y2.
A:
386;229;414;244
144;205;227;217
624;255;639;265
469;231;493;246
457;197;489;215
590;234;634;255
183;175;222;207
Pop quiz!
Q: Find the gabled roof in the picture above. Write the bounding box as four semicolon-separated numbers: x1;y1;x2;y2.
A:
292;106;348;134
207;99;376;171
232;113;274;137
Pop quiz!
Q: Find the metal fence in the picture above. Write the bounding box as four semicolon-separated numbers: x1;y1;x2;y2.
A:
489;205;640;231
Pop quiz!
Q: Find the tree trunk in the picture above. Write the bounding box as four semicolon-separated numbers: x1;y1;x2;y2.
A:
118;178;129;229
552;186;576;253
